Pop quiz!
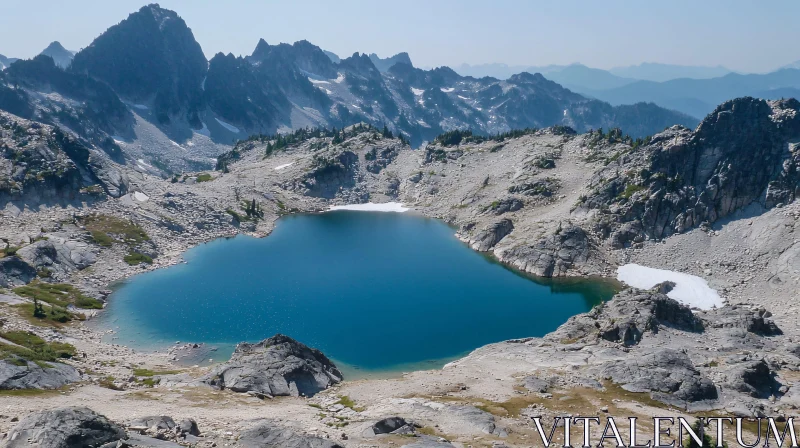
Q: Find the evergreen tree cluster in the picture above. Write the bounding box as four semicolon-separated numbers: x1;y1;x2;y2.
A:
433;127;543;147
244;198;263;220
590;126;653;149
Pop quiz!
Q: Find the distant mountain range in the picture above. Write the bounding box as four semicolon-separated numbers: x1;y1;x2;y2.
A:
454;62;800;119
453;62;733;83
608;62;732;82
0;4;697;155
3;3;794;175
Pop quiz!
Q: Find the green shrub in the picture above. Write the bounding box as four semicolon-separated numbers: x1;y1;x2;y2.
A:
82;215;149;247
14;281;102;309
124;252;153;265
620;184;645;199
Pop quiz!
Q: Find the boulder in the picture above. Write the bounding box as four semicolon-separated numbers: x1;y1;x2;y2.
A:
0;359;80;390
127;416;176;432
723;359;777;398
16;239;96;276
596;349;718;407
0;256;36;288
523;376;550;393
363;416;418;437
238;421;343;448
204;334;342;397
5;407;125;448
176;418;200;436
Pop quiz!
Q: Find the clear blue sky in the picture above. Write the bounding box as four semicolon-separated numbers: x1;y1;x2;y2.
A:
1;0;798;73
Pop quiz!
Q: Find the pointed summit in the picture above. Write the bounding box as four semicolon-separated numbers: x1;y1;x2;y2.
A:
251;38;271;60
39;41;75;69
71;3;207;125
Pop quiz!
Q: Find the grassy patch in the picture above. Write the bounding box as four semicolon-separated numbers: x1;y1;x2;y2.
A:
124;252;153;265
336;395;365;412
14;281;103;309
82;215;149;247
619;183;645;199
133;368;180;377
0;331;76;364
196;173;213;182
98;376;123;390
15;302;80;326
0;387;64;397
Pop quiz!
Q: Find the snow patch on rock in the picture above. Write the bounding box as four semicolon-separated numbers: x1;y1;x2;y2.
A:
617;264;724;310
215;118;241;133
328;202;410;213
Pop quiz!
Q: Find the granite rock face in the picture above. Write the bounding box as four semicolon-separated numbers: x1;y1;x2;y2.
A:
204;334;342;397
587;98;800;246
499;222;595;277
0;359;81;390
5;407;126;448
469;218;513;251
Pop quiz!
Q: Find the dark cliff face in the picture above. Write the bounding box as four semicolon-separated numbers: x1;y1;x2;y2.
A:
584;97;800;247
70;4;207;126
204;53;287;132
6;55;134;148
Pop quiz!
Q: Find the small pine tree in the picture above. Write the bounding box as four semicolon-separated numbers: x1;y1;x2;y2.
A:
683;419;725;448
33;297;46;318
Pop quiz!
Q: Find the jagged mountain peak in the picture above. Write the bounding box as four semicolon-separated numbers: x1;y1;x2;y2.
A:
70;3;207;125
339;52;380;76
368;52;413;72
39;41;75;69
251;38;270;60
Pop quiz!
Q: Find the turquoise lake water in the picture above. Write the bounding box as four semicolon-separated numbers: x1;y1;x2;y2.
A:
94;211;616;377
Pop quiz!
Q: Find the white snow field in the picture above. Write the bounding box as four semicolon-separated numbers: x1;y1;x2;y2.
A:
617;263;724;310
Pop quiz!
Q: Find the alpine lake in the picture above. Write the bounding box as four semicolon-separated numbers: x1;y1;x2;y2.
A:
93;210;617;378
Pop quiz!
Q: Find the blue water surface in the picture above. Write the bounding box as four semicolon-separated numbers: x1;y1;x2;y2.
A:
94;211;615;376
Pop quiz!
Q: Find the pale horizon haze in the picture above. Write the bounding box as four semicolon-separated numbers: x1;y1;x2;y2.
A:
1;0;798;73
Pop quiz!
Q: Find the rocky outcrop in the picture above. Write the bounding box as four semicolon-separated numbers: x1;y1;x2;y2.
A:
499;222;597;277
16;239;96;277
237;421;344;448
204;334;342;397
723;359;778;398
587;98;800;246
290;151;360;199
703;306;782;336
548;289;703;346
5;407;126;448
469;218;513;251
0;256;37;288
596;349;718;408
0;111;127;205
0;359;81;390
